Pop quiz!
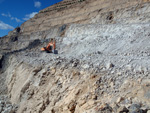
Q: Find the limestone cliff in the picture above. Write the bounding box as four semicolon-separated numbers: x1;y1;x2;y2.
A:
1;0;150;113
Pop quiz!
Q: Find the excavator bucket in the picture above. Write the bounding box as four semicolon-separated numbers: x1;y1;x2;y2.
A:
41;47;45;51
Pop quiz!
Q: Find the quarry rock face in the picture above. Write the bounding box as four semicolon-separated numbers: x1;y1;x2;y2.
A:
1;0;150;113
20;0;150;35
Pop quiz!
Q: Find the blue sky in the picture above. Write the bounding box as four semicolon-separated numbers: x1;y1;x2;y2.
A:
0;0;62;37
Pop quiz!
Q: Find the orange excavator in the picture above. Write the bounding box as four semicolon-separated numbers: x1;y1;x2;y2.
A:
41;38;56;53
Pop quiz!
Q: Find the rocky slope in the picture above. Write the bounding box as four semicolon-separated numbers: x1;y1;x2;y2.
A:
19;0;150;35
1;0;150;113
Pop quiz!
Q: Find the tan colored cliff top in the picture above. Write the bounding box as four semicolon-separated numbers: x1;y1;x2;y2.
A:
20;0;150;35
39;0;85;13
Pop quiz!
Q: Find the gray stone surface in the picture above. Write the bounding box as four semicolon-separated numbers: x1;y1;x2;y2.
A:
0;96;17;113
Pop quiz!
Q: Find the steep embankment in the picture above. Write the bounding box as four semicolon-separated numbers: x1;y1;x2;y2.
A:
1;0;150;113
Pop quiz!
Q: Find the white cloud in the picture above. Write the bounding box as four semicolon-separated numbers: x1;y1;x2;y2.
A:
1;13;22;22
34;1;41;8
0;21;14;30
15;18;22;22
1;13;7;17
23;12;38;21
11;17;14;20
1;13;11;17
11;17;22;22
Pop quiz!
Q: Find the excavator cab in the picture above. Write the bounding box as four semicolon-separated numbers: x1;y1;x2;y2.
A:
41;38;57;53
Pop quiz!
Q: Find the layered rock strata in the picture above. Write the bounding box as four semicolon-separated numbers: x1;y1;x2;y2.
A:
20;0;150;35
